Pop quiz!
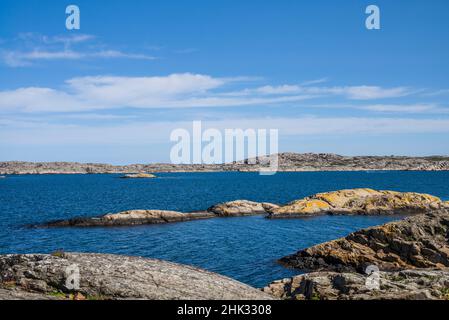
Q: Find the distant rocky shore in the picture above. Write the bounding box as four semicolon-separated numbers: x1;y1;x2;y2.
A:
39;189;449;228
1;153;449;174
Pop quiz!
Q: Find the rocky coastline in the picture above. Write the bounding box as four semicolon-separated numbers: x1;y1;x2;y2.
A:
263;208;449;300
1;153;449;174
38;189;448;228
3;188;449;300
263;269;449;300
278;209;449;272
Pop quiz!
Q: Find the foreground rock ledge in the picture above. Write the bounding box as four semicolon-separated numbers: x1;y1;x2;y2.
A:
268;188;445;218
279;209;449;272
263;269;449;300
0;253;274;300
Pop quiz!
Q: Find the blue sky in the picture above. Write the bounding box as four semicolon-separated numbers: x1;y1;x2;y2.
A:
1;0;449;163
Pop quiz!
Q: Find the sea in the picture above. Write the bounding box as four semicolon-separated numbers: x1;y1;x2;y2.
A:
1;171;448;288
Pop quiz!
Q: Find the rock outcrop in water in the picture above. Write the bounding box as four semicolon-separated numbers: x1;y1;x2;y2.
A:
263;269;449;300
2;153;449;174
268;188;444;218
43;210;215;227
120;173;156;179
0;253;274;300
207;200;279;217
278;209;449;272
40;190;446;227
42;199;280;227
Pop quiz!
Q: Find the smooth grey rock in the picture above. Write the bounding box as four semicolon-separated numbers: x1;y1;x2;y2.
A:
207;200;279;217
42;210;215;227
0;253;275;300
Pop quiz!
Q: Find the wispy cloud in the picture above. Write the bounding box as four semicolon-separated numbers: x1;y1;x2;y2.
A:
225;84;412;100
422;89;449;97
3;116;449;147
309;103;448;114
0;73;315;112
359;104;445;113
300;77;329;86
0;73;430;113
0;33;156;67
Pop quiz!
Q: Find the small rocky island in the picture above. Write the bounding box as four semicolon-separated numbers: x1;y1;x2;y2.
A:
268;188;444;217
39;189;449;228
120;173;156;179
1;152;449;174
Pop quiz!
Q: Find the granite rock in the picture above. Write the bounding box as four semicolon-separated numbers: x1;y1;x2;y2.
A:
263;269;449;300
278;209;449;272
0;253;274;300
208;200;279;217
269;188;444;218
43;210;215;227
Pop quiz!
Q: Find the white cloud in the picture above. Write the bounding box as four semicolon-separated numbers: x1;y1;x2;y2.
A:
300;78;329;86
0;33;156;67
308;103;448;114
1;49;155;66
0;73;430;113
226;84;411;100
2;116;449;146
329;86;411;100
360;104;442;113
0;87;79;112
422;89;449;97
0;73;314;112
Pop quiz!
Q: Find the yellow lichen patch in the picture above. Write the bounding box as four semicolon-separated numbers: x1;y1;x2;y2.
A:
314;188;382;207
273;199;330;215
302;200;331;213
382;191;441;204
270;188;445;217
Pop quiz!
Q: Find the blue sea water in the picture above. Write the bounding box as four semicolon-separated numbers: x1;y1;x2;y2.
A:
0;171;448;288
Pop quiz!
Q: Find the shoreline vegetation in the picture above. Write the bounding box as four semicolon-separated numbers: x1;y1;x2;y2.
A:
1;153;449;175
2;188;449;300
